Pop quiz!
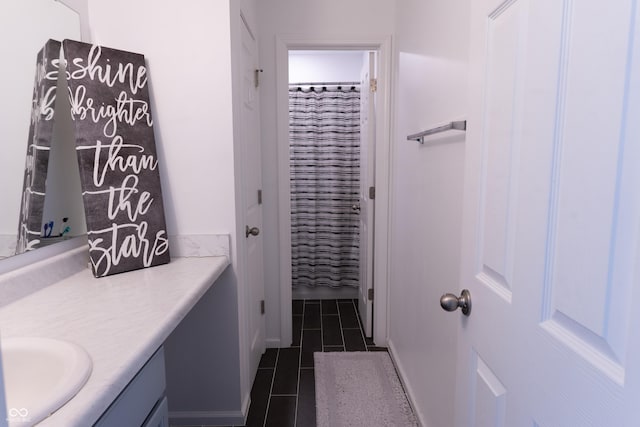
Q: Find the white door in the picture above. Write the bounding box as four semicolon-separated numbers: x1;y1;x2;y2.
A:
240;16;265;380
358;52;376;337
455;0;640;425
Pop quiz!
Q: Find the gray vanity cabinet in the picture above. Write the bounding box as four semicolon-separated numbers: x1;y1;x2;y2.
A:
94;347;168;427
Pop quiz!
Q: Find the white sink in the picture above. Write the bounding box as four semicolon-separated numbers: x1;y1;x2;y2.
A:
1;337;92;426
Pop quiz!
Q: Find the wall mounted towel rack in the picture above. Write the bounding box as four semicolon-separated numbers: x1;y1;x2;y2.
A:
407;120;467;144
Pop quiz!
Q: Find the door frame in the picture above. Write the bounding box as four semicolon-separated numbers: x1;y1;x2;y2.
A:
275;35;393;346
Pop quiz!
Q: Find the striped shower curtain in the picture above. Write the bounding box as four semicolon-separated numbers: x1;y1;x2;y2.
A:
289;86;361;289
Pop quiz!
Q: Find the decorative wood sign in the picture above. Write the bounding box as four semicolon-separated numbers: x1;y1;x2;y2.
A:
63;40;170;277
16;39;61;254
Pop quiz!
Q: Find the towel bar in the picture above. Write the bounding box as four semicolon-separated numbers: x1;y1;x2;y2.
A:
407;120;467;144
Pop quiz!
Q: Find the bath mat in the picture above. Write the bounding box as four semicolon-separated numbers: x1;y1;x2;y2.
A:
314;352;418;427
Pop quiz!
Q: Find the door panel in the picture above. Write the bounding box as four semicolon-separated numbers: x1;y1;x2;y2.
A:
457;0;640;425
240;16;265;380
473;354;506;427
547;0;633;350
358;52;375;337
477;0;526;299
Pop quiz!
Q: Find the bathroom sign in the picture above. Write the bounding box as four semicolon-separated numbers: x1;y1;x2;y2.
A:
63;40;170;277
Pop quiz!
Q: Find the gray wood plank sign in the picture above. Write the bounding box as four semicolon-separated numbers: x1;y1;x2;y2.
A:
63;39;170;277
16;39;61;254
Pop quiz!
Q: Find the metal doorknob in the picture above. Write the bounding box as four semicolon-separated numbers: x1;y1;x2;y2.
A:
245;226;260;238
352;204;361;212
440;289;472;316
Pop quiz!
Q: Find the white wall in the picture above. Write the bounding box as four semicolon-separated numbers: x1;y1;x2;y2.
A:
87;1;237;239
87;0;245;422
388;0;470;426
289;50;365;83
59;0;90;40
258;0;396;345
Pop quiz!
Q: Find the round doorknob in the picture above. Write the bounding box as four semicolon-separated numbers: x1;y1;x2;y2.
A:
352;204;361;212
440;289;471;316
245;226;260;238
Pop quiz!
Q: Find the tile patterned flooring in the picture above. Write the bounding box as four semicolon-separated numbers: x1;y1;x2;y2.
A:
235;298;387;427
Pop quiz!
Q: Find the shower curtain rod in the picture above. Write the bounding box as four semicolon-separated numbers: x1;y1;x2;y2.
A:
288;81;360;86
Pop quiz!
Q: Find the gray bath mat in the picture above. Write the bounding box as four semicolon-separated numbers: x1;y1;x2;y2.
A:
314;352;418;427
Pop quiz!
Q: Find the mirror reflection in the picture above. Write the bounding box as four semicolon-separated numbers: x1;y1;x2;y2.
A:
0;1;86;259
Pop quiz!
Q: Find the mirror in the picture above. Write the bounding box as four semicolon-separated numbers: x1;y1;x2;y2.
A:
0;0;86;259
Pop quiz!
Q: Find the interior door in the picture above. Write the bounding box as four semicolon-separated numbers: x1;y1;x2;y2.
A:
358;52;376;337
455;0;640;425
240;16;265;381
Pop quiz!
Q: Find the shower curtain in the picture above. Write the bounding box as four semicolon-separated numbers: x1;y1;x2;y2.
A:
289;85;361;289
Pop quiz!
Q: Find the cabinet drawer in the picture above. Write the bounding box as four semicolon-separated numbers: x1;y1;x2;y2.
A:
95;347;166;427
142;396;168;427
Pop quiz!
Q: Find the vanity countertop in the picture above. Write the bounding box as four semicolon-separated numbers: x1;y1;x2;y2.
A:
0;255;229;427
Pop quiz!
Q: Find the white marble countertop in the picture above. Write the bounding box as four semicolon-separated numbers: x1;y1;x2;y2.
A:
0;255;229;426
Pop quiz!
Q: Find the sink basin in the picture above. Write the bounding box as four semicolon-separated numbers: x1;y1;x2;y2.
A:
1;337;92;426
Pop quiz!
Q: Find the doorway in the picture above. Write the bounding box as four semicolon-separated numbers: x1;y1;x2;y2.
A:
275;37;392;347
288;50;375;336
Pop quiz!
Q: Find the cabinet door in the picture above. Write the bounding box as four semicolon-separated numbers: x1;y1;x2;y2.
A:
95;347;166;427
142;397;168;427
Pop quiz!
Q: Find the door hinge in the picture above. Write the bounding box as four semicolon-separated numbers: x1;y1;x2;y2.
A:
258;189;262;205
260;300;265;315
254;68;263;88
369;186;376;200
370;78;377;93
368;288;374;301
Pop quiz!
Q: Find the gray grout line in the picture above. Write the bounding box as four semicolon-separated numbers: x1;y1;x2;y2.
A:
352;299;370;352
292;301;307;427
319;301;325;351
253;299;372;427
262;348;280;427
336;300;347;349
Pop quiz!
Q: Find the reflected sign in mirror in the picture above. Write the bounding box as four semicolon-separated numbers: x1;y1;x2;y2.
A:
0;0;84;259
16;40;60;253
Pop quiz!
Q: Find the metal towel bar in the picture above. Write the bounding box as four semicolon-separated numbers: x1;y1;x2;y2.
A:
407;120;467;144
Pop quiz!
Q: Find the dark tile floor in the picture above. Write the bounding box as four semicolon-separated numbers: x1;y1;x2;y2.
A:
238;298;387;427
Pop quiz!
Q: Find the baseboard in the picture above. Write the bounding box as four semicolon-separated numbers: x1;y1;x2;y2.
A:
292;286;358;300
387;339;426;427
265;337;281;348
241;390;251;424
168;393;250;426
169;406;247;426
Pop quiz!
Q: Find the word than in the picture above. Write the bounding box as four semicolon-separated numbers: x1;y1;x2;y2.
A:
75;136;158;187
87;222;169;277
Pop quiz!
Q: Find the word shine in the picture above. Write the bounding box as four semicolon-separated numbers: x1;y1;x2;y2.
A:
68;45;147;94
